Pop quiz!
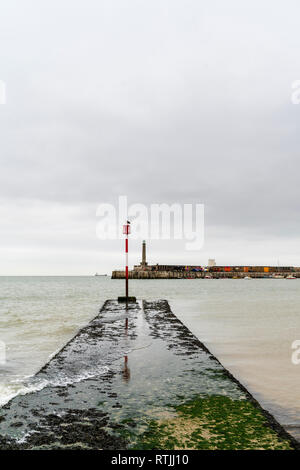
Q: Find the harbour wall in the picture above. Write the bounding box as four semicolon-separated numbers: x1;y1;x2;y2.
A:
111;270;299;279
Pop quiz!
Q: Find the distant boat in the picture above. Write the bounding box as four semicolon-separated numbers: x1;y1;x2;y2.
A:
204;275;213;279
272;274;284;279
286;274;296;279
95;273;107;277
244;276;252;280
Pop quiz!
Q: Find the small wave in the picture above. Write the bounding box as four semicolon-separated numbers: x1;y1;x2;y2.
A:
16;430;39;444
32;365;111;389
0;365;110;407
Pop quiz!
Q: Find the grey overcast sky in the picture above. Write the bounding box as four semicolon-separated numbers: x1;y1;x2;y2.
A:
0;0;300;274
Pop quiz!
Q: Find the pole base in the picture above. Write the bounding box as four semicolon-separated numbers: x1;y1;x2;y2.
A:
118;296;137;303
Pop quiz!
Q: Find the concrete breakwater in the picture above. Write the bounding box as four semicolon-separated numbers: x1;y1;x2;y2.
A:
0;300;297;450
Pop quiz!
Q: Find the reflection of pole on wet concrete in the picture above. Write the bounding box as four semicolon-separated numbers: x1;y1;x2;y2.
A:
125;298;128;331
122;355;131;382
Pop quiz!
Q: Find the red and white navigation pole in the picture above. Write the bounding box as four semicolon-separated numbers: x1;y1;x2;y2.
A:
118;221;135;305
123;221;131;300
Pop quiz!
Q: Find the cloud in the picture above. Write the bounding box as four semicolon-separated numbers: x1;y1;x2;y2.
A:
0;0;300;273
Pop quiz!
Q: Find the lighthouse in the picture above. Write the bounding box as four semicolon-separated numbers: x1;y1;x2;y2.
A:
141;240;147;267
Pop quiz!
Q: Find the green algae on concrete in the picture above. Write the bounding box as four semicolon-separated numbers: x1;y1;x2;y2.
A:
130;395;293;450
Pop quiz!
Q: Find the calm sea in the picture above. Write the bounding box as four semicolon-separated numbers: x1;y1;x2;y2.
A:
0;276;299;431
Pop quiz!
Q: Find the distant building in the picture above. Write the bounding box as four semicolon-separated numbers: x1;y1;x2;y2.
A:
112;242;296;278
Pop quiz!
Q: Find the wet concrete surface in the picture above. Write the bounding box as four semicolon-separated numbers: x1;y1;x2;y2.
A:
0;300;297;449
